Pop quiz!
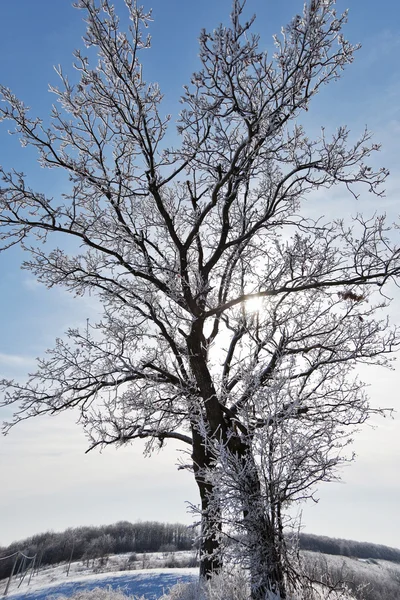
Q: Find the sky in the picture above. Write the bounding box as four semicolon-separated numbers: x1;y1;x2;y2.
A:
0;0;399;549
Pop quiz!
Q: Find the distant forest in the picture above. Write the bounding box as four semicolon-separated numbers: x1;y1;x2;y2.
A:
298;532;400;563
0;521;194;580
0;521;399;581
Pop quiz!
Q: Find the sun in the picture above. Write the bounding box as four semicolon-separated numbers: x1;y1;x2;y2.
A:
245;294;264;313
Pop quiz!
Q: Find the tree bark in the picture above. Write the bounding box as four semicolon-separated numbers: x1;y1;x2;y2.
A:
231;439;287;599
192;425;222;577
188;322;286;594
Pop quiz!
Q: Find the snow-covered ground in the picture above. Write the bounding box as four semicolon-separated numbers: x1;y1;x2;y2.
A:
1;567;198;599
1;550;399;599
301;551;400;600
0;553;198;600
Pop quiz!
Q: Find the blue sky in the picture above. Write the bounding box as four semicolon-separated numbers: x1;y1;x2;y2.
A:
0;0;399;548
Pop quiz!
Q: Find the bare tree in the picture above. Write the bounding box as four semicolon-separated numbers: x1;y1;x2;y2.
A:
1;0;399;598
198;281;398;597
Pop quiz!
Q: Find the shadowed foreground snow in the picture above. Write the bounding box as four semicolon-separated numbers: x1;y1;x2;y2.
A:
3;568;198;600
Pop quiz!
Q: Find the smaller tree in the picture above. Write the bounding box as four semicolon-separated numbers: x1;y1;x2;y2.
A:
189;282;398;598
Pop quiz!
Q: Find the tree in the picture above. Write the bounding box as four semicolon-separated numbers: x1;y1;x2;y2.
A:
195;283;398;597
1;0;399;598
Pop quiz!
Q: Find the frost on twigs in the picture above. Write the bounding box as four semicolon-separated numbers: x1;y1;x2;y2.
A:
1;0;399;598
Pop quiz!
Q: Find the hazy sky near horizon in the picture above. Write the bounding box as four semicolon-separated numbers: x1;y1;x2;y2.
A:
0;0;399;549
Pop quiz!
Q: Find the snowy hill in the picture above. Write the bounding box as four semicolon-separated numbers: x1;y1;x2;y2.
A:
0;555;197;600
1;550;400;600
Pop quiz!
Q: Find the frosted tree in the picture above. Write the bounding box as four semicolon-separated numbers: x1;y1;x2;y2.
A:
1;0;399;598
197;280;399;597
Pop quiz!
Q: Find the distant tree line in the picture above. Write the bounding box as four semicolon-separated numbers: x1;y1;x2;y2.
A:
0;521;195;580
298;533;400;563
1;524;399;583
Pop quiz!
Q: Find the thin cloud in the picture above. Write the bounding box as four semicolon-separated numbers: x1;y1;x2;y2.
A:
0;353;36;368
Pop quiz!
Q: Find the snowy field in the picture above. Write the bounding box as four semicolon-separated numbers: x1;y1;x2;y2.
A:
1;567;197;600
0;552;198;600
1;550;399;600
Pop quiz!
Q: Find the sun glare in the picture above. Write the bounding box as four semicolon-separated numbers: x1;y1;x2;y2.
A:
245;294;264;313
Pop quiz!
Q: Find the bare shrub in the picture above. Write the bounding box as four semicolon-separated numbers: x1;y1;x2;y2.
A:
159;570;249;600
300;552;400;600
50;587;144;600
160;544;178;555
163;554;199;569
128;553;138;564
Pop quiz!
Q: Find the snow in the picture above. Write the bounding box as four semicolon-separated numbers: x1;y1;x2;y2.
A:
0;554;198;600
2;550;400;599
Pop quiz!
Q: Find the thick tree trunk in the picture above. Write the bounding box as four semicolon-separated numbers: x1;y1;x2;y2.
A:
192;425;222;578
187;322;227;577
187;322;286;593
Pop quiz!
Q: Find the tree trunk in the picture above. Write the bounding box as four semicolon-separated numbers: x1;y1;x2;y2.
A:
187;323;286;593
187;323;228;577
229;438;287;599
192;425;222;578
246;511;286;600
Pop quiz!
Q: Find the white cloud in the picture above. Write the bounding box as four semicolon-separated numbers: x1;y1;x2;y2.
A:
0;352;36;368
